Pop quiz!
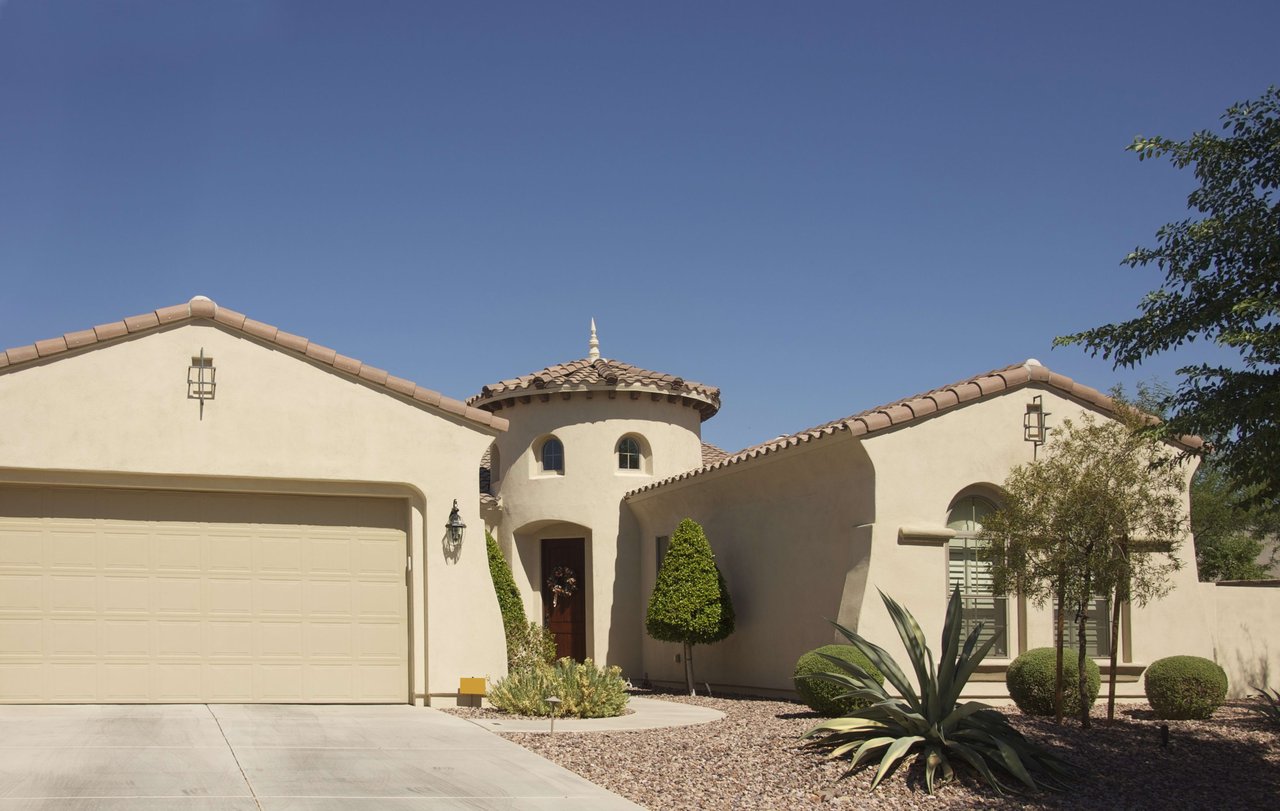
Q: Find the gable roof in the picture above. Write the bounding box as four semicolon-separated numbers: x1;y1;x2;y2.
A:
626;359;1204;498
468;356;721;421
0;296;508;432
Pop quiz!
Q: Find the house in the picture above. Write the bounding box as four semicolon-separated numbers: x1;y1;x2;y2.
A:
1;297;1274;704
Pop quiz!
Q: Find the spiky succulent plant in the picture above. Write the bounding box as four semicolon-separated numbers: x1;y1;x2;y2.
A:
804;588;1071;795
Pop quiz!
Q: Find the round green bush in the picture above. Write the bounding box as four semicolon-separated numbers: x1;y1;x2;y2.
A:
1144;656;1228;720
793;644;884;716
1006;647;1101;717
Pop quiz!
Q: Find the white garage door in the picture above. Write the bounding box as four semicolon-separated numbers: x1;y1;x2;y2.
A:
0;486;409;703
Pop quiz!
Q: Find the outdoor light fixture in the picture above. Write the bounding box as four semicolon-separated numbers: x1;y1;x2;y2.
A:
446;499;467;546
1024;395;1049;457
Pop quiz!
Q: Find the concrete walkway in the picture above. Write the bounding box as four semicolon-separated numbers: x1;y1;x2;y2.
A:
0;704;642;810
463;695;724;733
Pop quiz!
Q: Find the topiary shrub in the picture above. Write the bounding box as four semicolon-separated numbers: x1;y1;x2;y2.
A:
794;644;885;716
1144;655;1228;720
1006;647;1100;717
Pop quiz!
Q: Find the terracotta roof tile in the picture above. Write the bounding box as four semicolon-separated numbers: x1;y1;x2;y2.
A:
35;337;68;358
626;360;1203;498
700;442;730;466
469;356;720;421
0;297;507;433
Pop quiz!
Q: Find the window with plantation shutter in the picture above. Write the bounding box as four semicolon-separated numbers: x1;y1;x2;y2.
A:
1054;595;1111;658
947;497;1007;657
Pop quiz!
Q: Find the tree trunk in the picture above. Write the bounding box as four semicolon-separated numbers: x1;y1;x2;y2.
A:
684;642;696;696
1054;577;1066;725
1106;587;1122;722
1077;579;1091;730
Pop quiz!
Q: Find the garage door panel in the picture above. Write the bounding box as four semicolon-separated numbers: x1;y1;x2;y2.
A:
0;486;409;703
0;575;42;611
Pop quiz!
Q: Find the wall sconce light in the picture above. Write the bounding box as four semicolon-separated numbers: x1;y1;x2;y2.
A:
446;499;467;547
187;348;216;420
1024;395;1049;457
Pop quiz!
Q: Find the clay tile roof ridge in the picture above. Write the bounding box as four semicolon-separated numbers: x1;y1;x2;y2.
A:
624;359;1199;499
0;296;507;433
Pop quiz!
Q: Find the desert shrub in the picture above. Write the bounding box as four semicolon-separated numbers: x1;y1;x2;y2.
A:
1144;655;1228;720
1006;648;1101;717
1248;685;1280;728
488;657;628;718
806;590;1071;795
793;644;885;716
552;658;630;718
507;621;557;673
487;663;555;716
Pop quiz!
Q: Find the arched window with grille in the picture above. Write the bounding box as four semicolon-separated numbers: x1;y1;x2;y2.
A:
539;437;565;474
617;436;642;470
947;495;1007;657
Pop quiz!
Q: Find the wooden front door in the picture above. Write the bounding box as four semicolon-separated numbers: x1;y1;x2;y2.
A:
541;538;586;661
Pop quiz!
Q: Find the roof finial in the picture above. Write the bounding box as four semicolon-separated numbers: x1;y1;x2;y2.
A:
588;318;601;360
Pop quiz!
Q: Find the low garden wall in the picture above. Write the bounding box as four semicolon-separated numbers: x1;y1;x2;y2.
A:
1202;580;1280;697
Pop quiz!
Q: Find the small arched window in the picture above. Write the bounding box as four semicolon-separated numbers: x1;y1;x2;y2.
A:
617;437;642;470
540;437;565;474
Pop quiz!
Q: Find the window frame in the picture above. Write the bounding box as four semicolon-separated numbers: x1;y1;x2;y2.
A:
946;495;1009;659
538;436;565;475
617;436;642;471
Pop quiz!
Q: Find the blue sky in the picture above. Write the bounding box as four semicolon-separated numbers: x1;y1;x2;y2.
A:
2;1;1275;453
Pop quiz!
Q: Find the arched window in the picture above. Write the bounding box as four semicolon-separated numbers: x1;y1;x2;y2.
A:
617;437;641;470
539;437;565;474
947;495;1006;657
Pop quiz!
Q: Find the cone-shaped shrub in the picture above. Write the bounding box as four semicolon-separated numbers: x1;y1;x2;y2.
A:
646;518;735;693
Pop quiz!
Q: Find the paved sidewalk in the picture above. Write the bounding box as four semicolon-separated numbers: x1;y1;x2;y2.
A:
0;704;643;810
463;695;724;733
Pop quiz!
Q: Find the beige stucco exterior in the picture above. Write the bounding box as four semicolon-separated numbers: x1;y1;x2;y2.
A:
483;394;705;675
1;300;1272;707
628;384;1216;700
0;318;506;704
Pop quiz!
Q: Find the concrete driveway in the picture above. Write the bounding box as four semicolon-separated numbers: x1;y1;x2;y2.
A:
0;704;643;810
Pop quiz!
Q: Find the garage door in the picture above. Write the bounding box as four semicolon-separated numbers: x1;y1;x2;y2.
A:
0;486;408;703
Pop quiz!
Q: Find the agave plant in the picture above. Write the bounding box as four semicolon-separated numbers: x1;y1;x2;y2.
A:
804;588;1072;795
1249;685;1280;728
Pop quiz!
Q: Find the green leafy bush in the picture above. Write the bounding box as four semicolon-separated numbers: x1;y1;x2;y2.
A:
806;589;1071;795
1006;648;1101;717
487;658;628;718
507;621;557;673
486;532;533;669
794;645;885;716
1144;656;1228;720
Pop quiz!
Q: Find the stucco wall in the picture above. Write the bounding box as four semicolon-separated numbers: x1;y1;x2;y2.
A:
628;434;875;692
1201;581;1280;698
488;394;704;675
628;383;1212;700
0;321;506;704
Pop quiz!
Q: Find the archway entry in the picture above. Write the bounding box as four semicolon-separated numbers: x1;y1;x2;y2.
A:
542;538;586;661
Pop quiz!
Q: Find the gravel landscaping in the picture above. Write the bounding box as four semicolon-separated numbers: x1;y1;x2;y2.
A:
486;690;1280;810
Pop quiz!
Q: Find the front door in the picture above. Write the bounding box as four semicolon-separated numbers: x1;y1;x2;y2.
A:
541;538;586;661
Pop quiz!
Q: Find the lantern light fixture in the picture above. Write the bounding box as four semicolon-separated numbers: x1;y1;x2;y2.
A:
446;500;467;546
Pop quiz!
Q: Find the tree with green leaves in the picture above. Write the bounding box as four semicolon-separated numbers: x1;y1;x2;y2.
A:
1191;463;1278;581
1057;87;1280;509
646;518;735;695
981;412;1188;727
